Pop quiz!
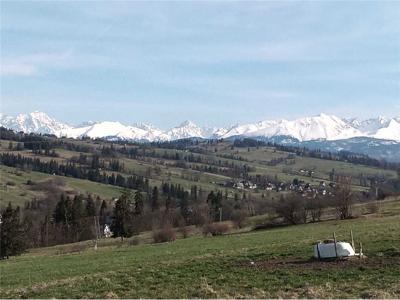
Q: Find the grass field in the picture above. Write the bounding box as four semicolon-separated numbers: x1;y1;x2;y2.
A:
1;199;399;299
0;165;123;207
2;137;395;210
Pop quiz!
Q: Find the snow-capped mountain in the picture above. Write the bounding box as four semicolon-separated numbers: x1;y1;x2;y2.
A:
1;111;400;143
166;120;206;140
0;111;72;135
348;116;390;135
220;113;364;141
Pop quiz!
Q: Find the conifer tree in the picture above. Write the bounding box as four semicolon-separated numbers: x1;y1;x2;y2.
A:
111;190;134;240
151;186;159;212
0;203;26;259
134;191;144;215
99;200;108;227
85;195;96;217
165;194;172;212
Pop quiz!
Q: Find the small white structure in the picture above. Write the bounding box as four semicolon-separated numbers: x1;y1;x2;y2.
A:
104;224;112;238
314;241;355;259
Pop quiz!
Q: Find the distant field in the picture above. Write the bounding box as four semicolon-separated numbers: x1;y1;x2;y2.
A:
218;145;397;183
1;199;399;299
1;137;397;210
0;165;123;207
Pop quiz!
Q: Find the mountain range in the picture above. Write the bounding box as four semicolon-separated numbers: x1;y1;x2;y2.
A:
1;111;400;161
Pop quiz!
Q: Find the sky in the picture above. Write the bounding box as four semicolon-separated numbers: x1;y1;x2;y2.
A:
1;1;399;129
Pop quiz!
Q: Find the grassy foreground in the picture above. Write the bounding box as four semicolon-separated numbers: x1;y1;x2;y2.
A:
1;201;400;299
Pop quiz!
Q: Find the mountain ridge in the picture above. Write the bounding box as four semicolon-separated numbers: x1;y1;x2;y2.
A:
1;111;400;143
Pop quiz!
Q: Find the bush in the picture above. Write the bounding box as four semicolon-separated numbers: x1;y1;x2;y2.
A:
202;222;231;236
152;227;176;243
6;181;15;186
231;210;248;229
178;226;191;238
129;237;140;246
365;202;379;214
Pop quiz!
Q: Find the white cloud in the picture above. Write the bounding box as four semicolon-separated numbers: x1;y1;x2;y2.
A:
1;52;112;77
1;62;37;76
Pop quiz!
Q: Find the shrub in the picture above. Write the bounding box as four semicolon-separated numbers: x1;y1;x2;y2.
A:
202;222;231;236
178;226;191;238
365;202;379;214
231;210;248;229
152;227;176;243
129;237;140;246
6;181;15;186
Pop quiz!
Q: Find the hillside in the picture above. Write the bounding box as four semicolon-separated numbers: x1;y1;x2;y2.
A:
1;130;399;210
1;199;399;298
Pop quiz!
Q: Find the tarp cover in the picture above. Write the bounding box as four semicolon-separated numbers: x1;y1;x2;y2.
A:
314;242;355;258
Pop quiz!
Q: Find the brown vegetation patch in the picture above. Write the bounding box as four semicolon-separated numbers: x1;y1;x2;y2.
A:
238;256;400;271
202;222;231;236
152;227;176;243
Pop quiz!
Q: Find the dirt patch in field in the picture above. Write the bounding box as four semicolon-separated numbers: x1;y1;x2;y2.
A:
238;256;400;271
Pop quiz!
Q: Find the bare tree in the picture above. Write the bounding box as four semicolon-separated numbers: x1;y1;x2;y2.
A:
307;196;324;222
274;195;306;225
334;176;353;220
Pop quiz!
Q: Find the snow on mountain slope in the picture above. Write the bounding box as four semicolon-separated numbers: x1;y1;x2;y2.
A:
132;123;170;141
220;114;364;141
0;111;71;135
348;116;390;135
62;121;152;140
166;120;205;140
1;111;400;142
374;119;400;141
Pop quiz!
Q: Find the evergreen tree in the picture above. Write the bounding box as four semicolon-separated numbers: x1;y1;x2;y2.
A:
151;186;159;212
85;195;96;217
111;190;134;240
165;194;172;212
180;196;190;224
99;200;108;227
71;195;85;223
99;200;107;226
0;203;27;259
207;191;222;221
234;193;241;209
134;191;144;215
53;194;73;227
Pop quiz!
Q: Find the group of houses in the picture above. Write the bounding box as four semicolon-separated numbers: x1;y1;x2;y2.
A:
288;180;335;197
219;177;335;198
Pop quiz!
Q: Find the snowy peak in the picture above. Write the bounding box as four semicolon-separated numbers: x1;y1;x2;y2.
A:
218;113;364;142
348;116;391;135
0;111;71;135
374;119;400;141
167;120;205;140
1;111;400;142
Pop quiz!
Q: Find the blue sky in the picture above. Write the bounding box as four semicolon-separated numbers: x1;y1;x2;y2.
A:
1;1;399;128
